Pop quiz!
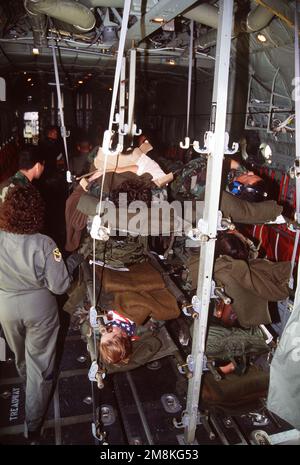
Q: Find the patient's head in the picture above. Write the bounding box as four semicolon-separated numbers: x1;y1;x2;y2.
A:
228;172;268;202
99;326;133;365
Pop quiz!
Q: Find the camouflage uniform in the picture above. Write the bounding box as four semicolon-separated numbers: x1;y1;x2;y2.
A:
170;158;207;200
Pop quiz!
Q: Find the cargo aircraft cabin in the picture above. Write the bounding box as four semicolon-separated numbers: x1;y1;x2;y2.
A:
0;0;300;447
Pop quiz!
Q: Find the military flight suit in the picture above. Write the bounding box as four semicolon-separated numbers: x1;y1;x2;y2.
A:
0;170;30;205
0;231;71;432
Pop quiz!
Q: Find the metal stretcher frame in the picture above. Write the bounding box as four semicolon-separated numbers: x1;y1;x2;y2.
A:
183;0;234;445
292;2;300;310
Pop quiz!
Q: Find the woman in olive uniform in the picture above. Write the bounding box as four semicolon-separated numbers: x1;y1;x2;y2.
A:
0;184;71;439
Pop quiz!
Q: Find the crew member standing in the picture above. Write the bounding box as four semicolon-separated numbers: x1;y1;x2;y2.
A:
39;126;68;249
0;146;45;206
0;184;71;441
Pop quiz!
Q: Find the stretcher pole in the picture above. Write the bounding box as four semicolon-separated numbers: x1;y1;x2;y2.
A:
294;0;300;225
184;0;234;444
128;47;136;136
50;37;72;183
180;20;194;149
118;57;126;145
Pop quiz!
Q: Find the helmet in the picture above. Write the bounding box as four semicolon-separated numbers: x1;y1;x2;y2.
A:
228;180;268;202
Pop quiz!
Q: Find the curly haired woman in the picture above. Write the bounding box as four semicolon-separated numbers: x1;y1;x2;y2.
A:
0;184;71;442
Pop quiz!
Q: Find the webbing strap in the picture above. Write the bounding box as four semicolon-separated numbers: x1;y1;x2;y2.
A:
186;20;194;136
50;38;71;182
107;0;131;135
96;0;132;236
274;232;279;262
88;2;132;440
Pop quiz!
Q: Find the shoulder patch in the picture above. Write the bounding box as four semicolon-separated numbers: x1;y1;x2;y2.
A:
53;248;62;262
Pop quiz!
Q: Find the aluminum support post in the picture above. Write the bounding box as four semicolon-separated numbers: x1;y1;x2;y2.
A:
184;0;234;445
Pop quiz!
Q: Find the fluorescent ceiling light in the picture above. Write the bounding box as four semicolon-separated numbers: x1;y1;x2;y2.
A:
150;17;165;24
257;33;267;43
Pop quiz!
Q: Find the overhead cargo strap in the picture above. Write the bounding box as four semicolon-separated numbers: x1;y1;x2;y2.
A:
127;48;136;136
101;0;132;157
50;36;72;183
127;48;142;137
87;1;132;442
92;0;132;243
180;20;194;150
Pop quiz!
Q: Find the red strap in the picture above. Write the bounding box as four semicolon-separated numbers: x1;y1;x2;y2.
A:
283;175;290;202
279;173;285;201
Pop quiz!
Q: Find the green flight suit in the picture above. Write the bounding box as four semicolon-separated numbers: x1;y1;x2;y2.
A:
0;231;71;432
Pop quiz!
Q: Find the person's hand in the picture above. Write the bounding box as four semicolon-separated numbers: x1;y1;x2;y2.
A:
66;252;84;276
79;178;89;191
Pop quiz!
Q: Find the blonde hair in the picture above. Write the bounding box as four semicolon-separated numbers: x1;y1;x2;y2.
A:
99;328;132;365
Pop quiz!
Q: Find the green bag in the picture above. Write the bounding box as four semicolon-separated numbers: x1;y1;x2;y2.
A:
201;365;269;414
79;234;147;268
205;325;270;364
170;158;207;200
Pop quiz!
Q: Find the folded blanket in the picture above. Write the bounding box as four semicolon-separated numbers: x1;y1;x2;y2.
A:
96;261;180;324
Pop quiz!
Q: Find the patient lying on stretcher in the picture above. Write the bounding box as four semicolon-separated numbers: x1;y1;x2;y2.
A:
98;314;167;370
99;311;137;366
94;260;181;368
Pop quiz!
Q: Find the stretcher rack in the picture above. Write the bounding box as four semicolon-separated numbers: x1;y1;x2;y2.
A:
80;247;195;440
1;256;299;445
80;0;237;439
182;0;236;445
